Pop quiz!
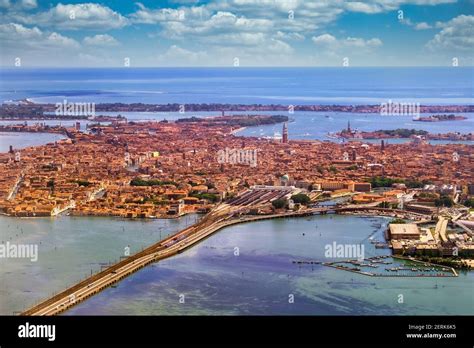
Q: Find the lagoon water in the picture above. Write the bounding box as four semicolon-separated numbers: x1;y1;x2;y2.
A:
0;214;198;314
64;215;474;315
3;214;472;315
0;132;65;153
235;111;474;142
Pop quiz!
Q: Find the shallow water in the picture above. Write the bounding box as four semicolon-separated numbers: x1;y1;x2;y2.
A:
60;215;474;315
0;214;198;314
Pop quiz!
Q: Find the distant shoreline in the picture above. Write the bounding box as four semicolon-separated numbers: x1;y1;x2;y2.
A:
230;127;246;135
1;102;473;119
335;128;474;141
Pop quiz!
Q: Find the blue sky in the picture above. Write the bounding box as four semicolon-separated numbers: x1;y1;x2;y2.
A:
0;0;472;67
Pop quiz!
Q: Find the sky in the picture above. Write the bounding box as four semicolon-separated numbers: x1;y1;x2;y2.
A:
0;0;473;67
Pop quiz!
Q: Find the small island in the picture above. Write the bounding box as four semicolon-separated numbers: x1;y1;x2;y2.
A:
176;114;289;127
336;128;474;141
1;102;473;120
413;114;467;122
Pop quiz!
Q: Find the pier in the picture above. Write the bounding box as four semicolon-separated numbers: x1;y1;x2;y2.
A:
323;255;457;278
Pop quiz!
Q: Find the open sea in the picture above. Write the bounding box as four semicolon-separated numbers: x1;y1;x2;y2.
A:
0;67;473;105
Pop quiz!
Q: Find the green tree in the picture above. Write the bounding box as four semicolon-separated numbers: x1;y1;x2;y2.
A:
130;178;177;187
291;193;311;205
190;192;220;203
74;180;91;187
272;198;287;209
463;198;474;208
435;195;453;207
369;177;403;188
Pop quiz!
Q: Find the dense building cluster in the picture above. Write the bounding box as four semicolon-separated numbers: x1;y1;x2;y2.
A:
0;120;473;219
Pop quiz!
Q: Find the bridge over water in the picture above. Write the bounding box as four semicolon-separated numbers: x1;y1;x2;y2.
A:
21;197;431;315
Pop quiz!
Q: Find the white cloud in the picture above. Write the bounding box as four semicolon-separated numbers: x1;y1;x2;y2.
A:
0;22;78;47
129;0;453;51
157;45;209;65
311;33;382;62
265;38;294;54
0;0;10;9
312;33;337;44
9;3;129;30
203;32;267;46
415;22;432;30
0;22;40;39
312;34;382;49
400;18;436;30
158;10;274;38
77;52;118;66
274;31;305;42
131;2;338;36
155;39;295;66
0;0;37;9
83;34;119;46
131;5;190;24
136;4;293;62
426;15;474;51
0;0;466;67
128;0;455;63
45;31;79;49
345;2;384;14
344;0;457;14
19;0;36;10
170;0;201;3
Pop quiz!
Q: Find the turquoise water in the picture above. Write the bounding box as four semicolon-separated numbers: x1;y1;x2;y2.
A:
0;214;198;314
62;215;474;315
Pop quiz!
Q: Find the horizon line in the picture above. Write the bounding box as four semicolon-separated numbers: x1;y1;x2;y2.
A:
1;65;474;69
